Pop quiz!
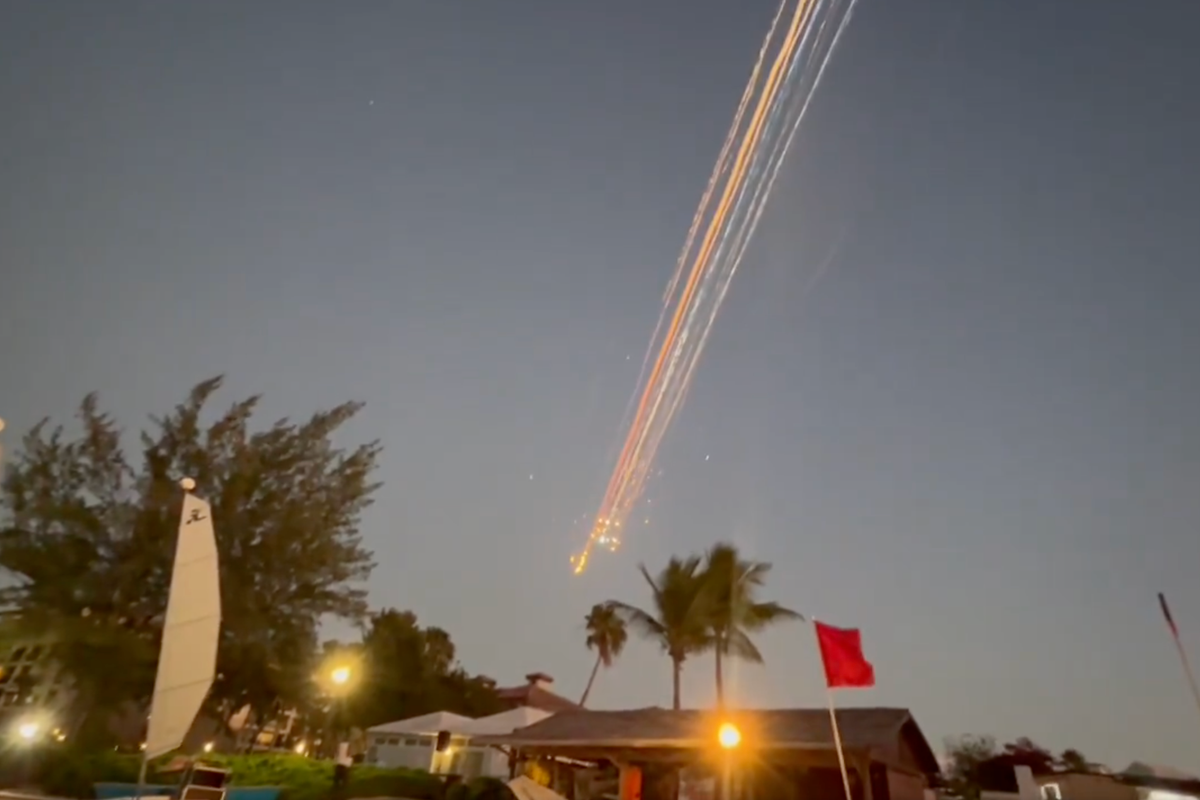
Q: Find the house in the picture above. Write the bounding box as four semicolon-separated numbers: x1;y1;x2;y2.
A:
367;707;553;779
1034;772;1135;800
496;673;580;713
475;706;941;800
1033;763;1200;800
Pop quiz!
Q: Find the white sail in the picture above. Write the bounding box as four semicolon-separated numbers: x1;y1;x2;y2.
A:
144;492;221;758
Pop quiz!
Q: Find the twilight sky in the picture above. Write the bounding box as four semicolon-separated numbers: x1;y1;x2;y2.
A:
3;0;1200;772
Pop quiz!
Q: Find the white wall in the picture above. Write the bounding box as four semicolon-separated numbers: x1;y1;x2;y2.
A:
367;732;509;779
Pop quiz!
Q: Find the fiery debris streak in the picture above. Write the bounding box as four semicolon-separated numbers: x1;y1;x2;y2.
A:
572;0;858;574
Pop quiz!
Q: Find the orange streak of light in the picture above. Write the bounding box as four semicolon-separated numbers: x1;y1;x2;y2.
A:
573;0;816;574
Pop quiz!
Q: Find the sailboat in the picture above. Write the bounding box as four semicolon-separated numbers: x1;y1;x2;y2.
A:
133;478;223;799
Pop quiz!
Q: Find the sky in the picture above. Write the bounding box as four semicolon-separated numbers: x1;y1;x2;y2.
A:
3;0;1200;773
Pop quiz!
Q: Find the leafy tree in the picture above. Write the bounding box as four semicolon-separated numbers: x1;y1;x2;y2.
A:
943;734;998;799
701;542;801;707
0;377;380;737
946;735;1074;797
1058;748;1089;772
352;608;501;727
579;603;627;707
1000;737;1057;775
609;557;713;709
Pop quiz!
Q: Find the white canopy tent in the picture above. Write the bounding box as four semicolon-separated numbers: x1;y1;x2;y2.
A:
367;707;554;778
369;711;476;736
464;707;551;736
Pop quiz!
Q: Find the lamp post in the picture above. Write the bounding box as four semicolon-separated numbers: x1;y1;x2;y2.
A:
716;722;741;800
322;662;357;798
12;715;48;789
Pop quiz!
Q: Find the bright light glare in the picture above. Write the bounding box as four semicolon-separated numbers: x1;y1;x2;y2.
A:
17;721;39;741
330;666;351;685
718;722;741;749
203;742;214;753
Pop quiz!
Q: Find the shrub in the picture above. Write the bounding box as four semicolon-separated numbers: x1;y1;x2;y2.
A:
463;777;517;800
344;768;445;800
22;751;443;800
33;748;142;798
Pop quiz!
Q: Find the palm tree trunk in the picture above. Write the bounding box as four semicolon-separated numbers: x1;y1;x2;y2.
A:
672;657;682;710
714;645;725;709
579;653;602;707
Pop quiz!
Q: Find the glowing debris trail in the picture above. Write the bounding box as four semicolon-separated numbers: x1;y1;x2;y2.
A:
572;0;858;574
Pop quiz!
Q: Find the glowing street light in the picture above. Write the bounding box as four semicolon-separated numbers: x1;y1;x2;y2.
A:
717;722;741;750
17;721;40;742
330;666;352;686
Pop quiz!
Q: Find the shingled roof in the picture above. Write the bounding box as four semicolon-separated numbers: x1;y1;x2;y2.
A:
495;673;581;713
474;706;940;775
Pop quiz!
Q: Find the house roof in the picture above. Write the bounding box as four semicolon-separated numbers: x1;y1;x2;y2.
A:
495;683;580;713
474;706;940;775
369;711;475;735
1123;762;1200;782
465;707;553;736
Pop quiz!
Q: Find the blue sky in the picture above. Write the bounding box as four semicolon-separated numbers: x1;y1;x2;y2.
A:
3;0;1200;772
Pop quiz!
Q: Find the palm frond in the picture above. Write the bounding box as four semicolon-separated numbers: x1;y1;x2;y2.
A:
606;601;667;644
738;601;804;631
723;628;764;663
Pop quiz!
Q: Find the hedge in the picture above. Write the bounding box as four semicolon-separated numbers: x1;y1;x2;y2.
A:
20;750;446;800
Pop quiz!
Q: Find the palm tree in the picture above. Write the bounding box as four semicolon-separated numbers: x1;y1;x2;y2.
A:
703;542;802;707
579;603;628;707
609;556;713;709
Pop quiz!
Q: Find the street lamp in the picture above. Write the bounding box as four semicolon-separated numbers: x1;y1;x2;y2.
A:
717;722;741;750
330;666;352;687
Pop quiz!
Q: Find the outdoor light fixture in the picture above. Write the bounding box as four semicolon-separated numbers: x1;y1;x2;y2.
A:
203;742;214;753
717;722;741;750
330;666;352;685
17;721;40;742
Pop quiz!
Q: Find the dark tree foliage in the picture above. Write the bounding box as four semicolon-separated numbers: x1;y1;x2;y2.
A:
945;735;1088;798
350;608;503;727
943;734;999;799
998;737;1058;776
1058;748;1089;772
0;377;380;737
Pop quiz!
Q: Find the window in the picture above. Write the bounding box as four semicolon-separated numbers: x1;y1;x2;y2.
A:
1042;783;1062;800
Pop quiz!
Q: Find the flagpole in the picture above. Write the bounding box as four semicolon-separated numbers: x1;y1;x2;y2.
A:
1159;593;1200;723
815;623;855;800
825;689;855;800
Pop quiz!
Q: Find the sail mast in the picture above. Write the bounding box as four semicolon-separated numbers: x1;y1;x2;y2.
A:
138;478;222;789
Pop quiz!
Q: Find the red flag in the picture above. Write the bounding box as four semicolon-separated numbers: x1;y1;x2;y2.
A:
815;621;876;689
1160;593;1180;640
